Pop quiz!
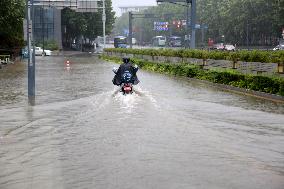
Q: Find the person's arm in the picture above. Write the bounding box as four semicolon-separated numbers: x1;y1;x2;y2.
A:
116;65;123;75
132;64;138;73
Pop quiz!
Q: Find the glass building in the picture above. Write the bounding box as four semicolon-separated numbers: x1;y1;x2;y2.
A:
33;6;62;49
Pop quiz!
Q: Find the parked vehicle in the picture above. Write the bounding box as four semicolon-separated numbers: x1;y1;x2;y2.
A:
273;44;284;51
168;36;182;47
114;36;127;48
212;43;235;51
35;47;52;56
224;44;236;51
213;43;225;50
152;36;166;47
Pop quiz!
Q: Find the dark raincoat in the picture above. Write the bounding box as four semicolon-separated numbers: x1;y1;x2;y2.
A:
112;62;139;86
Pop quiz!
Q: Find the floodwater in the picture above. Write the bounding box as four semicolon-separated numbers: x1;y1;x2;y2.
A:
0;55;284;189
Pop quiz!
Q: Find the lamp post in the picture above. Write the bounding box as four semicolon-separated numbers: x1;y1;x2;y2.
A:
26;0;36;104
189;0;196;49
102;0;106;49
186;1;190;48
246;21;249;50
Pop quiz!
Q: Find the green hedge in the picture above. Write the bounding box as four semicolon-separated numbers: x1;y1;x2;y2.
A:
104;48;284;64
36;40;59;51
101;54;284;96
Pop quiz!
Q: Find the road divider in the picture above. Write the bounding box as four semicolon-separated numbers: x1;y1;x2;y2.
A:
100;54;284;100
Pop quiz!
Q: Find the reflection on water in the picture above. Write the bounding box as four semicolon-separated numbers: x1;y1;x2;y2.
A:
0;55;284;189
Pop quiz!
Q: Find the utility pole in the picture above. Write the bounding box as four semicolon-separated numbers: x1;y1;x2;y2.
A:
246;21;249;50
190;0;196;49
186;1;190;48
102;0;106;49
129;12;133;49
41;7;45;54
26;0;35;104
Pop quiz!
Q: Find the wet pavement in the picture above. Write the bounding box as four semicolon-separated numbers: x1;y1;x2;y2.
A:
0;55;284;189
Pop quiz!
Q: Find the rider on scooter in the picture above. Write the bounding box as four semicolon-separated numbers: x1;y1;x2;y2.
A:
112;57;139;86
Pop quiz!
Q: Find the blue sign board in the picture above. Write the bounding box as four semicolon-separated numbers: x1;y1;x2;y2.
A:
154;22;169;31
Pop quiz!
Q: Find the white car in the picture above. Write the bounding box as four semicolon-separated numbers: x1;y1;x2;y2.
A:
224;44;236;51
273;44;284;51
35;47;52;56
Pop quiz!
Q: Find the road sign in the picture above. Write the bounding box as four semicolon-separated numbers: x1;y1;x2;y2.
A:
157;0;191;2
76;0;98;12
154;22;169;31
23;19;27;41
33;0;77;9
185;34;191;40
33;0;98;12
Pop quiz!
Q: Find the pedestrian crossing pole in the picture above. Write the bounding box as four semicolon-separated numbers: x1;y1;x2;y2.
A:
26;0;36;104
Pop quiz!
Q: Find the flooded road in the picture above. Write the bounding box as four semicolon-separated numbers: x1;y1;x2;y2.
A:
0;55;284;189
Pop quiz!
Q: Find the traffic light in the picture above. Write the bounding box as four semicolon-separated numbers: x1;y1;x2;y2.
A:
177;21;181;29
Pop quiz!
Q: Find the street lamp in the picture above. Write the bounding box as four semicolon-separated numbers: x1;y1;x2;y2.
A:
156;0;196;49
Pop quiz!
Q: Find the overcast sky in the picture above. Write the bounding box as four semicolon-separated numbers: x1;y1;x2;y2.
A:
112;0;157;16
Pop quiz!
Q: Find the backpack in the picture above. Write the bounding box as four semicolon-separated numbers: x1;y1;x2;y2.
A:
122;70;133;83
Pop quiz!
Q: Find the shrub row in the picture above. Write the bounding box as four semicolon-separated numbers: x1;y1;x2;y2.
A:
36;40;59;51
104;48;284;64
100;54;284;96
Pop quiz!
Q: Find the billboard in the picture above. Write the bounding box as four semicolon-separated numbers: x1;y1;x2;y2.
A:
33;0;77;9
33;0;98;11
76;0;98;12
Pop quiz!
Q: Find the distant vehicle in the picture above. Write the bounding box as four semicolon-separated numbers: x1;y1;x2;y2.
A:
273;44;284;51
35;47;52;56
132;38;137;45
168;36;182;47
224;44;236;51
152;36;166;47
114;36;127;48
213;43;225;50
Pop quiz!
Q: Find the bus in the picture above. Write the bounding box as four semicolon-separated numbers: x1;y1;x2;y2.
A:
114;36;127;48
152;36;166;47
168;36;182;47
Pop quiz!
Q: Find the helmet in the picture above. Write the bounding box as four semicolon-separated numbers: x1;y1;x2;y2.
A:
122;57;130;63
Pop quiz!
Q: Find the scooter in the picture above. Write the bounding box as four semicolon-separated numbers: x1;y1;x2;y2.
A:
113;67;133;95
121;83;133;95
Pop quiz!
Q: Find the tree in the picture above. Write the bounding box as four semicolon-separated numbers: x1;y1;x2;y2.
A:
113;0;283;46
62;0;115;48
0;0;25;49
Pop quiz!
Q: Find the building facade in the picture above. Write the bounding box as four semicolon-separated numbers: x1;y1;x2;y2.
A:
34;6;62;49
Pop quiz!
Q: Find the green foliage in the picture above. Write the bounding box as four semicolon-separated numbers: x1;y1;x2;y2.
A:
62;0;115;48
114;0;283;46
101;54;284;96
0;0;25;49
36;40;59;51
105;48;284;63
